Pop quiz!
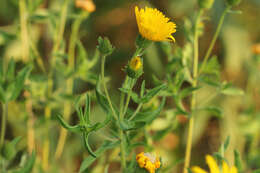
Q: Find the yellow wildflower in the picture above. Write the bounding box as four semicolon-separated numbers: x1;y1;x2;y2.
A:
136;152;161;173
75;0;96;12
192;155;238;173
135;6;176;42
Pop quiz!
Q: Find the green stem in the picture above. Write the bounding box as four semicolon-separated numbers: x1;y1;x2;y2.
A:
43;0;69;169
0;103;8;149
19;0;29;62
183;9;203;173
101;56;118;120
101;55;126;169
119;130;126;170
129;103;143;121
51;0;70;66
199;6;230;75
55;11;89;160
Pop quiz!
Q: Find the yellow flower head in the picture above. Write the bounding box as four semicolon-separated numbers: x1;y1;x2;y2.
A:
129;56;142;71
136;152;161;173
192;155;238;173
135;6;176;42
75;0;96;12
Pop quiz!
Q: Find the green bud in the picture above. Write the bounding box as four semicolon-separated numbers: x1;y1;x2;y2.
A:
97;36;115;56
198;0;214;9
126;57;143;79
226;0;241;6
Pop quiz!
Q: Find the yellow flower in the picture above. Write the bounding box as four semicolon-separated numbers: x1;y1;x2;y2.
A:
192;155;238;173
136;152;161;173
135;6;176;42
75;0;96;12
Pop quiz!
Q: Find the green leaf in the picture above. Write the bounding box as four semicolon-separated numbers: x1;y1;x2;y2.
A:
221;83;244;96
119;119;145;131
179;86;200;99
84;94;91;124
6;59;16;82
200;56;220;77
1;137;21;160
234;150;243;172
200;106;223;118
224;136;230;151
79;140;119;172
0;85;5;102
140;80;146;97
140;84;167;103
28;0;44;13
83;132;96;158
132;97;166;123
12;150;36;173
97;37;115;56
199;74;221;87
8;65;33;101
56;115;81;133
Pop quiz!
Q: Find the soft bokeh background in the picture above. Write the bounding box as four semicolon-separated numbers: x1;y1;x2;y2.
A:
0;0;259;172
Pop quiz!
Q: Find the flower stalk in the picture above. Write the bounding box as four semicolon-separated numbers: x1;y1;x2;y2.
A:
183;9;203;173
199;6;231;75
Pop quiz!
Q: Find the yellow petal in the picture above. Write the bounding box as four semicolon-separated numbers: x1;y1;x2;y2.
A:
222;161;230;173
134;6;176;42
191;166;208;173
230;166;238;173
206;155;220;173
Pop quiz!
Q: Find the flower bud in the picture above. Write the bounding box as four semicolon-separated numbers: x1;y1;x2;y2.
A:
75;0;96;13
126;57;143;79
97;36;115;56
226;0;242;6
198;0;214;9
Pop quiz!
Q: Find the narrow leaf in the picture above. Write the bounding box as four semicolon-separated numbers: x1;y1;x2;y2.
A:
56;115;81;133
79;140;119;172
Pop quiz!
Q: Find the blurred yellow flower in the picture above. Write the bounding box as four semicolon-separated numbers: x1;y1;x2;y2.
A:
135;6;176;42
136;152;161;173
192;155;238;173
252;43;260;55
75;0;96;12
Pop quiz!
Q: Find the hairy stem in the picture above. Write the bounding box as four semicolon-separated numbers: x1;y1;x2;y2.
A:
19;0;29;62
199;6;230;75
100;55;118;120
25;93;35;154
43;0;69;170
51;0;70;66
0;103;8;149
183;9;203;173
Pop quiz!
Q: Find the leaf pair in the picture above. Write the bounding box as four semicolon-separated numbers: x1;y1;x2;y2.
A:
57;94;112;157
